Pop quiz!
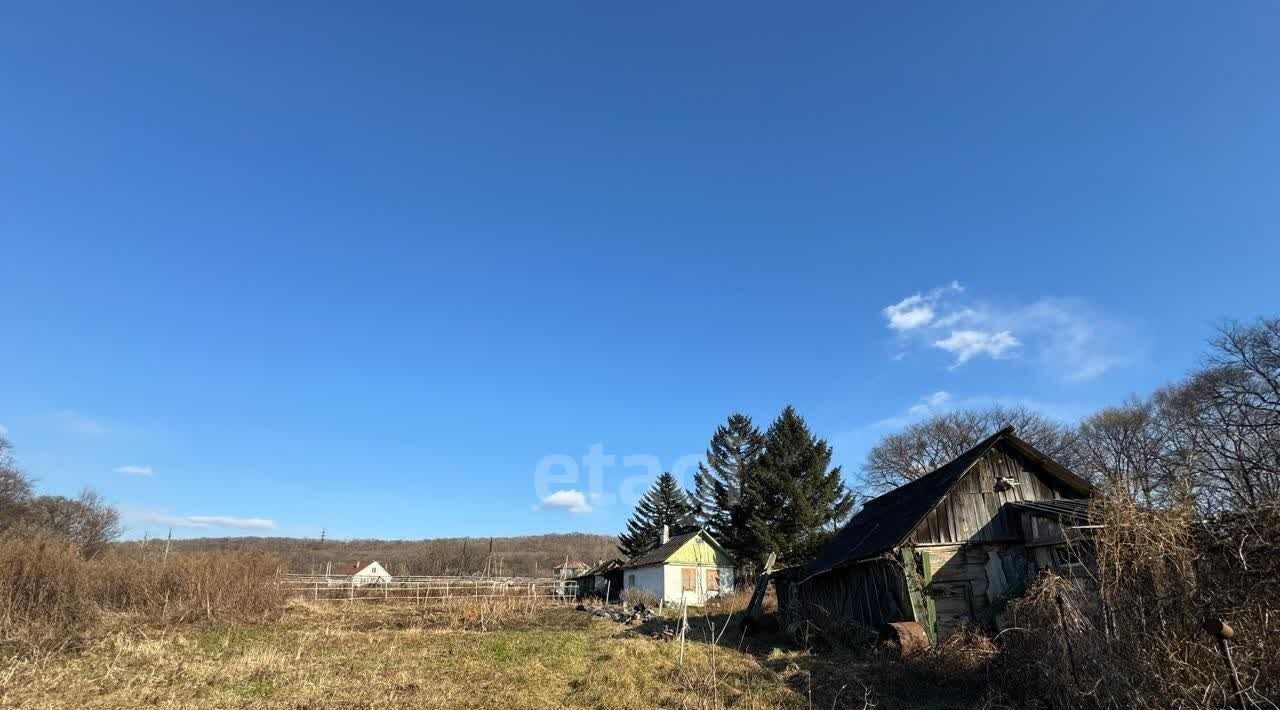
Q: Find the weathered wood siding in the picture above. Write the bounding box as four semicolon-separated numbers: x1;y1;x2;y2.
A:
909;442;1081;546
778;560;910;630
914;543;1030;638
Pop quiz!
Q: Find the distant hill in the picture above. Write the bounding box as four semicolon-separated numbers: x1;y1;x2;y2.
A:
156;532;618;577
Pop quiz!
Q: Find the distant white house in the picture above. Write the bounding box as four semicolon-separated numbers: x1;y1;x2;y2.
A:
623;526;735;606
553;559;590;595
332;560;392;586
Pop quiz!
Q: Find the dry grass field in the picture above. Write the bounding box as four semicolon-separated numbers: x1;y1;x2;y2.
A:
0;600;803;710
0;597;992;710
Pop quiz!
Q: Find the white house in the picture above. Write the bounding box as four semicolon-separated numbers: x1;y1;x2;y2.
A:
332;560;393;586
553;559;590;595
623;527;735;606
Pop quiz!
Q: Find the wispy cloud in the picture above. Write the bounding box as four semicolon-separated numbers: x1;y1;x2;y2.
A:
0;424;7;436
39;410;109;437
932;330;1020;366
114;465;154;477
141;513;275;530
537;489;592;514
881;283;1139;381
877;390;954;428
875;391;1087;430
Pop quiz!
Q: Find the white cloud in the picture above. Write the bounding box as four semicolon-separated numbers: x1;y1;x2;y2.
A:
537;489;592;514
141;513;275;530
882;281;964;332
0;424;7;436
114;465;154;477
881;284;1139;380
883;295;935;331
932;330;1020;366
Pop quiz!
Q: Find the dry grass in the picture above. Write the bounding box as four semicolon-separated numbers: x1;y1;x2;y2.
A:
0;530;286;655
0;603;803;710
989;496;1280;710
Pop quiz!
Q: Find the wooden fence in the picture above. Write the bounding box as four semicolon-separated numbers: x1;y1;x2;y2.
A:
280;574;578;603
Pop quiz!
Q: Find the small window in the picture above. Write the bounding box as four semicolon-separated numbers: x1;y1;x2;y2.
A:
681;568;696;591
706;569;720;592
627;574;636;588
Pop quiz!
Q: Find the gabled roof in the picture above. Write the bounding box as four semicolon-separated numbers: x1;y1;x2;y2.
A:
624;529;731;568
554;560;590;570
801;427;1095;580
577;558;624;578
333;560;380;576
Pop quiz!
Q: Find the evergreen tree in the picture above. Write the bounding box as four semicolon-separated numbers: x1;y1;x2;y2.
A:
742;406;855;563
692;413;763;564
617;472;695;558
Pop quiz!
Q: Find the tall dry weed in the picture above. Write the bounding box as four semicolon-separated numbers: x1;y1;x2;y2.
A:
0;530;286;652
991;496;1279;710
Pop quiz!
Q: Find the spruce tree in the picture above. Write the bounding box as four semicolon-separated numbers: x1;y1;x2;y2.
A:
617;472;694;558
692;413;763;564
742;406;855;563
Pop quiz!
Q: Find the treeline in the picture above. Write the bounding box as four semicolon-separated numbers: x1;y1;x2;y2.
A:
618;316;1280;573
865;317;1280;514
0;442;121;558
157;532;618;577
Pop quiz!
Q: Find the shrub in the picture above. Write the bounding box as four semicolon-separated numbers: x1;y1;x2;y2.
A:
0;530;287;651
990;496;1280;710
0;529;96;640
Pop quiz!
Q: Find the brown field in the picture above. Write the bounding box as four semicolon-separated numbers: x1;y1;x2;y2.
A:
1;593;994;710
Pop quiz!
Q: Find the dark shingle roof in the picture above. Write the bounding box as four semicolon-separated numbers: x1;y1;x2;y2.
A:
577;559;624;578
624;531;700;568
799;427;1095;580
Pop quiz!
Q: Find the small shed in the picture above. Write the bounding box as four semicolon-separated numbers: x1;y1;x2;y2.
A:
775;427;1097;641
332;560;393;586
576;559;624;601
623;527;735;605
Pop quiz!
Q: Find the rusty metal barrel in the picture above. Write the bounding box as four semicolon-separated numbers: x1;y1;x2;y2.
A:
879;621;930;657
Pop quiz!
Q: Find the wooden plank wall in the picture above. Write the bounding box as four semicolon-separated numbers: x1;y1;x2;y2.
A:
909;443;1080;546
778;560;911;631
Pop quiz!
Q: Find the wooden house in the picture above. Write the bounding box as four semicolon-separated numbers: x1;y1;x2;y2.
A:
774;427;1097;641
623;526;735;605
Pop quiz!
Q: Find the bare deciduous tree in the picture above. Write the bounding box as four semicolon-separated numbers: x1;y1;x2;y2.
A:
1075;399;1170;505
25;490;123;558
862;405;1080;492
1155;318;1280;511
0;435;35;528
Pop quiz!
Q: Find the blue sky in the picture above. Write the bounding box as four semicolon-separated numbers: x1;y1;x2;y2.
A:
2;2;1277;540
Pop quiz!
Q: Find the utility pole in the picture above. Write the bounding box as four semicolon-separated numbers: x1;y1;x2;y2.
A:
319;529;326;543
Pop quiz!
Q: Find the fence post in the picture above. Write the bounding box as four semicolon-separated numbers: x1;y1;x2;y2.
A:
1204;619;1247;710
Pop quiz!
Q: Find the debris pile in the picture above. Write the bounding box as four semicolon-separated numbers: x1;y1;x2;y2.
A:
574;602;658;625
